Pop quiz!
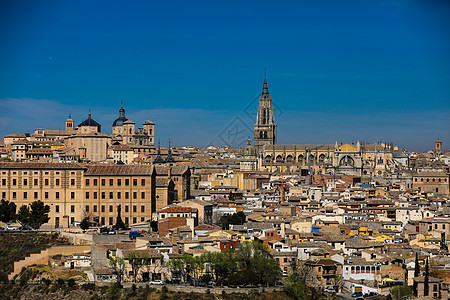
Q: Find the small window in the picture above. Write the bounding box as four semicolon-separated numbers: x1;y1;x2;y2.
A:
117;179;121;186
93;179;98;186
44;179;49;186
85;179;90;186
34;192;38;199
86;192;89;199
109;205;113;213
85;205;89;212
12;192;16;199
109;179;113;186
101;205;105;213
101;179;105;186
23;192;27;199
71;179;75;186
44;192;49;199
56;192;60;199
133;179;137;186
71;192;75;199
55;205;59;213
93;205;97;213
141;192;145;199
55;179;60;186
141;179;145;186
125;205;129;213
71;205;75;213
141;206;145;213
133;206;137;213
109;192;113;199
125;179;129;186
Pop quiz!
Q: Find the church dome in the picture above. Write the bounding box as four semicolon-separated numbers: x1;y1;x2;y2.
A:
78;111;101;132
112;102;128;127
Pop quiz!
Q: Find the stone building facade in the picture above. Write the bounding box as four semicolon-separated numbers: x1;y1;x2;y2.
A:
0;162;191;228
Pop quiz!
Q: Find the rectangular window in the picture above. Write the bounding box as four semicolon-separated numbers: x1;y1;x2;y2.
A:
23;192;27;199
93;205;97;213
45;192;49;199
109;179;113;186
93;192;98;199
12;179;17;186
133;205;137;213
71;179;75;186
125;205;129;213
117;192;121;199
109;217;113;225
101;217;105;225
85;192;89;199
101;179;105;186
141;217;145;222
133;179;137;186
101;205;105;213
2;192;6;199
71;192;75;199
125;192;129;199
141;179;145;186
141;192;145;199
44;179;49;186
133;192;137;199
117;179;121;186
141;206;145;213
12;192;16;199
23;179;27;186
55;205;59;213
109;205;113;213
133;217;136;224
71;205;75;213
101;192;105;199
56;192;60;199
71;217;74;224
55;179;60;186
93;179;98;186
2;179;6;186
125;179;129;186
109;192;113;199
86;205;89;212
125;217;129;224
34;192;38;199
34;179;38;186
85;179;89;186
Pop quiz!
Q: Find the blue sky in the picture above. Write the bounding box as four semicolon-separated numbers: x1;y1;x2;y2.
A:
0;0;449;151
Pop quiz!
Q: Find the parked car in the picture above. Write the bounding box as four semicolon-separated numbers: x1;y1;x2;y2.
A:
323;288;336;294
364;292;378;297
148;280;164;285
351;291;363;297
6;225;19;231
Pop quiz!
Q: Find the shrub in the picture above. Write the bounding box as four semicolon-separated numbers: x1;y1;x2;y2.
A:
67;278;76;288
56;278;65;286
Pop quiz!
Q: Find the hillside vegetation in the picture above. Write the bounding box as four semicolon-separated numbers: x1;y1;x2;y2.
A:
0;233;69;282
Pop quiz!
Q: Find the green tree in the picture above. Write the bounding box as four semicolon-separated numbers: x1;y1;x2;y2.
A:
413;253;420;295
219;211;246;230
80;217;90;231
167;257;186;283
115;204;126;230
424;257;429;296
109;256;126;284
390;285;413;300
127;251;151;283
16;205;31;226
0;199;16;223
284;273;309;300
17;200;50;229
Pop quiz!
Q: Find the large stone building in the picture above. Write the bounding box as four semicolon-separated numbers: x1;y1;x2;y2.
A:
112;103;155;149
0;162;191;228
244;74;409;178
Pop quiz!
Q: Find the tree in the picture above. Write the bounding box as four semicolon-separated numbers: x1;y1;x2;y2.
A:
0;199;16;223
284;273;309;300
390;285;413;300
80;217;90;231
109;256;126;284
219;211;246;230
127;251;150;283
167;257;186;283
115;204;126;230
424;257;429;296
17;200;50;229
16;205;31;226
413;253;420;296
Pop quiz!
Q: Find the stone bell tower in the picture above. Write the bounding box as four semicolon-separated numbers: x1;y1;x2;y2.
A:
254;71;277;153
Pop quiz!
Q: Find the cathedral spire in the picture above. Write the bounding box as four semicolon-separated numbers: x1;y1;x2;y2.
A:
262;69;269;96
119;100;126;118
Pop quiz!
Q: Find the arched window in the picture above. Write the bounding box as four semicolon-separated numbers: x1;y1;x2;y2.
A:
264;155;272;163
298;155;304;165
319;154;326;163
276;155;283;162
339;155;355;166
260;131;263;138
286;155;293;163
264;131;267;139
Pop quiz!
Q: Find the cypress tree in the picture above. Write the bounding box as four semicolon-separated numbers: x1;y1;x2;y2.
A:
424;257;429;296
413;253;420;295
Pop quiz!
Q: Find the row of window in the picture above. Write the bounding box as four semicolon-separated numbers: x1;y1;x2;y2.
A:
2;171;76;175
54;204;146;214
55;216;145;226
414;177;447;183
86;191;146;200
85;178;146;187
7;191;147;200
84;204;146;213
2;178;76;187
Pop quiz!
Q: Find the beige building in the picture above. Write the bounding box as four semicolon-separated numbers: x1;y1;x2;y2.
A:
0;162;191;228
412;170;450;194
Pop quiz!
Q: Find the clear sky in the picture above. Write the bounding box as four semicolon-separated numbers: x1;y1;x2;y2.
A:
0;0;449;151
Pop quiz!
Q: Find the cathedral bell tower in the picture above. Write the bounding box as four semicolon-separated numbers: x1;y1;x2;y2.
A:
254;71;277;153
